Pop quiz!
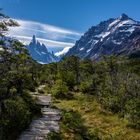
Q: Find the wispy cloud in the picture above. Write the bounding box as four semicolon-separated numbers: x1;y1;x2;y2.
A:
15;35;75;48
8;19;82;49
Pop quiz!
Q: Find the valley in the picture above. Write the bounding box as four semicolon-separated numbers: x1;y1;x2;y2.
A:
0;5;140;140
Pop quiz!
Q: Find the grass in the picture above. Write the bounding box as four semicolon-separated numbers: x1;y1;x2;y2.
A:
52;93;140;140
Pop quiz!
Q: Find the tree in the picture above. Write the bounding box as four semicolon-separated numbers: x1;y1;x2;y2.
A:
0;11;40;140
58;56;80;89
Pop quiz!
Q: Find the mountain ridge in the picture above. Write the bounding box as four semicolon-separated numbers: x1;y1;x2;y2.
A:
65;14;140;60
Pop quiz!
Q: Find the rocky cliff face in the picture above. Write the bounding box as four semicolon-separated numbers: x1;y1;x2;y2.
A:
65;14;140;60
27;35;59;64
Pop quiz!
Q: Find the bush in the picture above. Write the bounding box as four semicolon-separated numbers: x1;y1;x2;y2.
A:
0;97;31;140
21;92;40;114
101;96;122;114
47;132;61;140
61;110;100;140
125;99;140;129
62;110;85;133
80;80;93;94
51;80;73;99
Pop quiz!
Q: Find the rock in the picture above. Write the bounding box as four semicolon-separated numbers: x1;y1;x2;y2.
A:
27;35;59;64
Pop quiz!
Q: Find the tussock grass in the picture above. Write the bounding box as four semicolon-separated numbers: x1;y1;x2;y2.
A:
53;93;140;140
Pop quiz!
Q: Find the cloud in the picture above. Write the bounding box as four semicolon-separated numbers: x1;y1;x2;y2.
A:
8;19;82;48
15;35;75;48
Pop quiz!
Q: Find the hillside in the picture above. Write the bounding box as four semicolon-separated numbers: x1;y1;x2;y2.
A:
65;14;140;60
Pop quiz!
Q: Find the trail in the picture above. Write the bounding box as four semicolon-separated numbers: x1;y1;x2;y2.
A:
18;85;60;140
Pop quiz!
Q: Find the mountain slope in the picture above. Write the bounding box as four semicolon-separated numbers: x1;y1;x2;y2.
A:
27;35;59;64
65;14;140;60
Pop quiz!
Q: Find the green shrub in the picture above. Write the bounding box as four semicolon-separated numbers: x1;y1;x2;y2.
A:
125;99;140;129
101;96;122;114
51;80;73;99
47;132;61;140
21;92;40;114
80;80;93;94
62;110;85;133
0;97;31;140
61;110;100;140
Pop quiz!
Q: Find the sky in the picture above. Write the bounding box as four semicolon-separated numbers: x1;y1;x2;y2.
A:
0;0;140;52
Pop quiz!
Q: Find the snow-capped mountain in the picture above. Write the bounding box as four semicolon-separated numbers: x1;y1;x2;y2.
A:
27;35;59;64
65;14;140;60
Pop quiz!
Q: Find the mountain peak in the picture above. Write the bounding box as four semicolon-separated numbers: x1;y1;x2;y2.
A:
32;35;36;44
27;36;59;64
65;14;140;60
119;13;129;20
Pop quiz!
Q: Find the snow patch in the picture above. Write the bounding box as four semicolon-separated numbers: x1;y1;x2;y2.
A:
0;47;4;51
55;47;71;56
87;48;92;53
92;53;99;59
37;61;47;64
112;40;122;45
80;47;84;51
119;26;135;33
41;52;47;54
35;48;41;55
95;32;110;39
91;40;99;45
108;19;120;29
118;20;136;28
